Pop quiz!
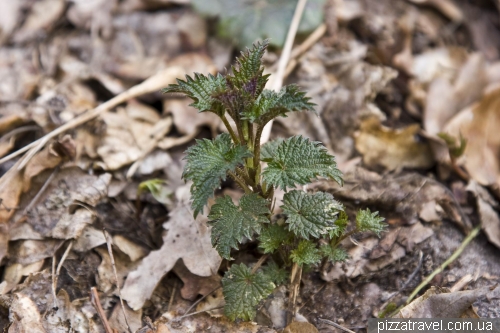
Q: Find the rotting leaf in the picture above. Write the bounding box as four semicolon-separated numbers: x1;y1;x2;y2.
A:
394;286;494;318
355;117;435;171
121;185;222;310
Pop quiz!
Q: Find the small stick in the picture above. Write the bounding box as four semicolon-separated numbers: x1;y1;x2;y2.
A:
318;318;357;333
261;0;309;144
0;67;185;168
251;254;269;274
103;229;132;333
176;305;224;320
52;240;74;308
167;280;177;312
90;287;117;333
381;251;423;303
405;225;481;305
176;285;222;320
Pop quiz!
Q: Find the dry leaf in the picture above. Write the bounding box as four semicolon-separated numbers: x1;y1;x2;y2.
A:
97;102;172;170
5;293;46;333
467;181;500;249
122;185;221;310
444;87;500;189
354;117;434;171
172;260;221;301
13;0;65;44
283;322;318;333
394;286;493;318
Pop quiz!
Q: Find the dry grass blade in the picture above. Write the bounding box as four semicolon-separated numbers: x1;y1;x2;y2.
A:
0;67;185;169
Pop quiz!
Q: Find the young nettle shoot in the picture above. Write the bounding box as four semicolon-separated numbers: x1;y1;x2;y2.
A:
163;40;386;322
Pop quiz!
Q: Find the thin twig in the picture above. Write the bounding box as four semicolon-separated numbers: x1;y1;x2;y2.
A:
318;318;357;333
177;285;222;320
251;254;269;274
167;280;177;312
0;67;185;168
103;229;132;333
176;305;224;320
90;287;116;333
405;225;481;305
52;240;74;308
261;0;309;145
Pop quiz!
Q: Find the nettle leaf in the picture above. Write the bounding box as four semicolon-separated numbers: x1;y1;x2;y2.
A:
262;136;343;191
183;133;252;217
209;193;270;260
290;240;321;266
281;190;343;239
260;138;283;162
228;40;270;97
162;73;227;115
328;210;348;239
261;261;288;286
222;263;275;321
243;85;315;125
356;208;386;236
258;223;292;254
320;245;349;263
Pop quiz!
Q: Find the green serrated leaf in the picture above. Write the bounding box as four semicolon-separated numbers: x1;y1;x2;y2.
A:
243;85;315;125
222;263;275;321
192;0;327;48
209;193;270;259
183;133;252;217
262;136;343;191
356;208;386;236
261;261;288;285
281;190;343;239
328;210;348;239
260;138;284;162
137;179;172;206
290;240;322;266
228;40;270;98
258;223;292;254
162;73;227;115
320;245;349;263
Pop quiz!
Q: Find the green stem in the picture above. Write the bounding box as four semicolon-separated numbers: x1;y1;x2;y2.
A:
236;167;256;188
405;225;481;305
221;115;239;145
228;171;252;194
253;125;264;171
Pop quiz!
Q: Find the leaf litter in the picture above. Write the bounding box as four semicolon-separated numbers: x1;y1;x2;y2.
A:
0;0;500;331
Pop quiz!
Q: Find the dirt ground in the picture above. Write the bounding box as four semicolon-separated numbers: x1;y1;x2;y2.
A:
0;0;500;332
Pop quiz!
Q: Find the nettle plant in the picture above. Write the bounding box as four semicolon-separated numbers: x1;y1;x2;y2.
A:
163;40;386;321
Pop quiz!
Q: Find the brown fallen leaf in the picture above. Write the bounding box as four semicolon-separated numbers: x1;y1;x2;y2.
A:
467;181;500;249
97;102;172;170
172;260;221;301
121;185;221;310
12;0;65;44
354;117;434;171
3;293;46;333
394;286;493;318
444;87;500;189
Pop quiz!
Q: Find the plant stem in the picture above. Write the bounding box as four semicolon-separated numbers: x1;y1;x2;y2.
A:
286;262;302;325
221;115;240;145
253;125;264;169
405;225;481;305
235;167;256;188
228;171;251;194
251;254;269;274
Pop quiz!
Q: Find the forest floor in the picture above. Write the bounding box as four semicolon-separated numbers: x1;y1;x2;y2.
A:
0;0;500;332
